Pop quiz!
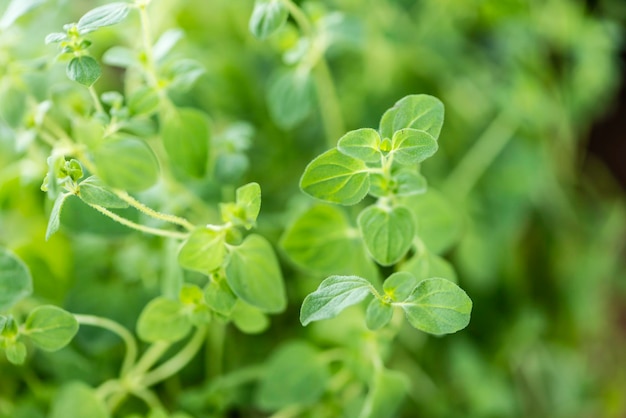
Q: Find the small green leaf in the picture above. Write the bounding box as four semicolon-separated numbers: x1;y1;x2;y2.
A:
78;176;129;208
360;369;409;418
102;46;137;68
300;275;372;326
249;0;289;40
92;137;160;192
137;297;192;343
300;149;370;205
178;228;226;274
401;251;457;283
0;248;33;311
235;182;262;229
128;87;160;116
267;70;315;129
231;301;269;334
45;32;68;44
4;340;27;365
383;94;444;139
225;234;286;313
394;170;427;196
399;278;472;335
365;298;393;330
256;341;330;410
24;305;78;352
382;272;419;302
357;205;414;266
391;128;438;165
337;128;382;163
50;382;109;418
66;56;102;86
76;2;130;34
204;277;237;316
153;29;184;62
161;107;210;178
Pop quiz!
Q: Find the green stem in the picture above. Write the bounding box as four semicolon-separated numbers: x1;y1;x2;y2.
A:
88;85;105;114
141;326;207;387
131;387;163;410
137;1;159;89
85;202;188;239
74;314;138;376
112;189;195;231
442;110;518;200
132;341;171;376
206;321;226;379
95;379;124;401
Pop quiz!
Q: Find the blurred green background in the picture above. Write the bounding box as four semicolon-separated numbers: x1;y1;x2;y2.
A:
1;0;626;417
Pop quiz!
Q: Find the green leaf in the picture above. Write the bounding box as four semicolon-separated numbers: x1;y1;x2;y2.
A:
280;205;377;279
382;272;419;302
390;128;438;165
24;306;78;352
0;248;33;311
178;228;226;274
399;278;472;335
78;176;129;208
136;297;192;343
45;32;68;44
102;46;137;68
380;94;444;140
0;0;44;30
204;277;237;316
256;341;330;410
225;234;286;313
50;382;109;418
153;29;184;62
401;189;462;254
357;205;414;266
161;107;210;178
337;128;382;163
365;298;393;330
66;56;102;86
300;149;370;205
394;170;427;196
401;251;457;283
231;301;269;334
76;2;131;34
359;369;409;418
4;340;27;365
267;70;315;129
300;275;372;326
249;0;289;40
92;137;160;192
236;182;262;229
128;87;160;116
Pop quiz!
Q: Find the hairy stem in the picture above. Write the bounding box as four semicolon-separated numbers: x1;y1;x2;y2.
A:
137;1;159;89
74;314;138;376
112;189;195;231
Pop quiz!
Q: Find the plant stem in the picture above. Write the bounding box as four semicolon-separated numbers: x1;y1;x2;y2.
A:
88;85;105;114
206;321;225;379
137;1;159;89
112;189;195;231
85;202;188;239
283;0;345;147
131;387;164;410
132;341;171;376
141;326;207;387
442;110;518;200
74;314;138;376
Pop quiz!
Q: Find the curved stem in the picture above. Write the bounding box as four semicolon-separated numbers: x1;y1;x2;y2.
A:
88;85;105;114
131;387;164;410
442;110;518;200
112;190;195;231
85;202;188;239
132;341;171;376
74;314;138;376
141;326;207;387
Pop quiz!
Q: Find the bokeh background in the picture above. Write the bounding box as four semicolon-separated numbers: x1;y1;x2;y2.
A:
1;0;625;417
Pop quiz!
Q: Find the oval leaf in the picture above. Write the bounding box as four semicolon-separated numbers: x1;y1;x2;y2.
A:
161;107;210;178
382;271;419;302
78;176;129;208
300;275;372;326
249;0;289;40
137;297;192;343
4;341;27;365
365;298;393;330
267;70;315;129
66;56;102;86
357;205;415;266
300;148;370;205
92;137;160;192
399;278;472;335
384;94;445;140
391;128;438;165
178;228;226;274
337;128;382;163
225;234;286;313
235;182;261;229
77;2;130;34
0;248;33;311
50;382;109;418
24;305;78;352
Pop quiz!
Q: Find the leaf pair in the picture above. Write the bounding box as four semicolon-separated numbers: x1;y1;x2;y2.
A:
300;274;472;335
